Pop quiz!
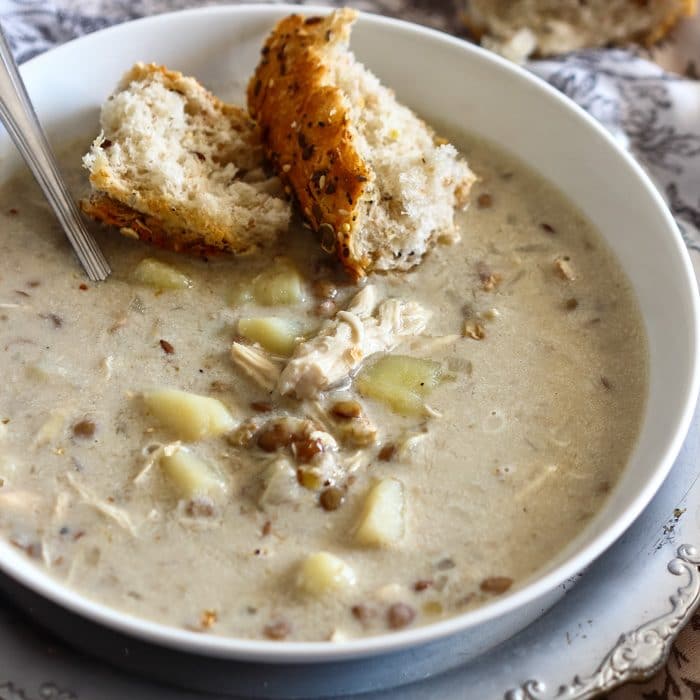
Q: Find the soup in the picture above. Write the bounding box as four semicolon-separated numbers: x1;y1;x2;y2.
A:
0;135;647;641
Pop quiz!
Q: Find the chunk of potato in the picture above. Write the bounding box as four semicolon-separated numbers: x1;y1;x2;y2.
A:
143;389;236;441
228;260;305;307
238;317;301;356
354;478;405;547
133;258;192;290
253;260;305;306
356;355;442;416
160;446;228;501
297;551;357;596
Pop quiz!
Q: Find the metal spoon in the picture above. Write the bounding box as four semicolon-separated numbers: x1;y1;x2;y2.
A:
0;24;110;281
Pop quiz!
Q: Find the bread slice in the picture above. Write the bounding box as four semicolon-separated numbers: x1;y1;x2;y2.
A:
81;63;290;256
247;10;475;279
464;0;696;61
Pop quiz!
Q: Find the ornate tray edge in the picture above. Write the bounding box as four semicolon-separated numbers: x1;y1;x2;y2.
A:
505;544;700;699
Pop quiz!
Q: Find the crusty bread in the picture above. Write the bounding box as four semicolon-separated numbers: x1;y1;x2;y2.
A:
247;10;475;279
81;63;290;256
464;0;696;61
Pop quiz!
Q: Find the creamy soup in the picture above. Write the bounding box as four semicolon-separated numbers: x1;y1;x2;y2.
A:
0;135;647;641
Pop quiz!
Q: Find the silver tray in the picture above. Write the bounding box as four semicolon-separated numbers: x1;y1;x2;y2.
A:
0;402;697;700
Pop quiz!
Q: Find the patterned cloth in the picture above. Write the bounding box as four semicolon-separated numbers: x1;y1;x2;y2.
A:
1;1;700;698
532;52;700;258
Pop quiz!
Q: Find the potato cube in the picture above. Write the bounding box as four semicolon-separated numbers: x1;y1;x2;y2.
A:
354;478;405;546
253;260;305;306
297;551;357;596
143;389;236;441
160;446;228;501
238;317;301;356
356;355;442;416
133;258;192;290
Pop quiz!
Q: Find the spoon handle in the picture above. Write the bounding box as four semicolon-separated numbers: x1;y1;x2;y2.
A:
0;25;110;281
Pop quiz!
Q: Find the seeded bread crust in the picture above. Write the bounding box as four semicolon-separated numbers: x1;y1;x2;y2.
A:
248;10;474;279
82;63;290;257
80;193;232;257
248;10;371;278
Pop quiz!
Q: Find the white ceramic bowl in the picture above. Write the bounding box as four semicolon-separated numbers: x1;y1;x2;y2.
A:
0;2;698;681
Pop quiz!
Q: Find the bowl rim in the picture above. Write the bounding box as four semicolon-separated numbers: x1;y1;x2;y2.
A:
2;2;699;664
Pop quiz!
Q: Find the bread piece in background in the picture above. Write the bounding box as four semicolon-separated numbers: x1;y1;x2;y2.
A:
248;9;475;280
82;63;290;256
464;0;697;62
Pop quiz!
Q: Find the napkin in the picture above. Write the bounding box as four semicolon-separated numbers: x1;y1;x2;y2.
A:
531;51;700;260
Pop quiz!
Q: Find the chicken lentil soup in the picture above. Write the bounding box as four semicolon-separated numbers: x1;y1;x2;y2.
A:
0;135;647;641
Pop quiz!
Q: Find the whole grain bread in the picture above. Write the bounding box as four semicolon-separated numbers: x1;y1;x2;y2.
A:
247;10;475;279
81;63;290;256
464;0;696;62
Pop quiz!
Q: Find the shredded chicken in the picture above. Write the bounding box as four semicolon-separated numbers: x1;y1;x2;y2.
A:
65;472;138;536
278;285;431;399
100;355;114;380
134;441;180;484
304;400;378;448
307;427;339;453
231;342;283;391
41;540;54;569
259;455;301;508
514;464;559;503
408;334;461;353
37;491;73;569
303;401;335;433
340;449;371;475
0;489;44;514
299;447;343;490
346;285;377;318
423;404;443;418
52;491;71;522
396;429;429;461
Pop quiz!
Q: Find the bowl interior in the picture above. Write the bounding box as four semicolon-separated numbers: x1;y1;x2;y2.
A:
0;4;697;663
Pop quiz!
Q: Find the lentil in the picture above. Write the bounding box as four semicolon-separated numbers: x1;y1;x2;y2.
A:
319;486;345;511
480;576;513;594
263;620;291;640
387;603;416;629
72;420;96;439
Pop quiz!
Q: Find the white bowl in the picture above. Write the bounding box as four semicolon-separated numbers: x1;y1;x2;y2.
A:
0;2;697;688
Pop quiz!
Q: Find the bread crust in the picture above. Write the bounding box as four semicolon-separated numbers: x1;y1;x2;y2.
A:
643;0;696;44
247;10;372;279
463;0;697;53
80;193;252;256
